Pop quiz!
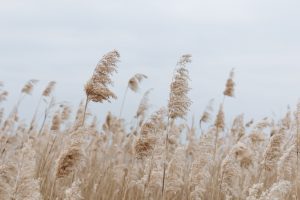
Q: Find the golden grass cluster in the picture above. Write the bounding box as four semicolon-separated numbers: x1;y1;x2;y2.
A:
0;50;299;200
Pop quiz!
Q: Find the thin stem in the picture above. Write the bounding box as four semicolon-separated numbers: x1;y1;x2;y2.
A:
162;117;171;198
27;96;42;134
217;171;224;200
119;86;129;119
82;95;89;126
38;97;55;135
143;151;155;199
210;127;219;200
38;110;47;135
213;127;219;161
297;106;299;200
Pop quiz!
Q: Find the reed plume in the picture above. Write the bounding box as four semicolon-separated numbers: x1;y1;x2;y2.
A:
223;68;235;98
230;114;245;143
43;81;56;97
199;99;214;132
83;50;120;125
215;104;225;132
51;111;61;131
262;129;284;172
21;79;38;95
61;104;72;122
163;54;192;197
55;136;83;179
128;73;148;92
0;89;8;103
0;54;299;200
168;54;192;120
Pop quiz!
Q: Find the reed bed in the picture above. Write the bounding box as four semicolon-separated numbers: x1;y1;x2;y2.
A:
0;50;299;200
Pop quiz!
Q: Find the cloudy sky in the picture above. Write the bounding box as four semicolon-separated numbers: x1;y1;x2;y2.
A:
1;0;300;125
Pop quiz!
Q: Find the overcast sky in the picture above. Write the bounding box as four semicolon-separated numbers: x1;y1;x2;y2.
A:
1;0;300;125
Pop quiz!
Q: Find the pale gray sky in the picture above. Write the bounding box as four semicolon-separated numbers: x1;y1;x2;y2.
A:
1;0;300;125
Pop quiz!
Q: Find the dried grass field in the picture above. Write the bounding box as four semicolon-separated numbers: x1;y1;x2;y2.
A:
0;50;299;200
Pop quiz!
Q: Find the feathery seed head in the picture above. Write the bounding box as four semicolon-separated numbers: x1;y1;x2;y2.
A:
85;50;120;103
51;111;61;131
223;68;235;97
128;73;148;92
215;104;225;131
21;79;38;95
42;81;56;97
200;99;214;124
0;91;8;102
55;140;83;178
168;54;192;120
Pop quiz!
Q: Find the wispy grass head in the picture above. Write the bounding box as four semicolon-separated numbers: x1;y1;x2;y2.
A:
128;73;147;92
21;79;38;95
85;50;120;103
168;54;192;120
42;81;56;97
223;68;235;97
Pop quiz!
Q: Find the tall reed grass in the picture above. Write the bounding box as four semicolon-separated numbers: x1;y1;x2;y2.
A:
0;51;298;200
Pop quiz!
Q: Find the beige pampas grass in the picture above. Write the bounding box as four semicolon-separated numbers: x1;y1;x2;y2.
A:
55;146;82;179
134;109;165;159
223;68;235;97
232;142;253;169
230;114;245;143
165;147;185;197
51;111;61;131
168;54;192;120
128;73;148;92
277;144;296;180
83;50;120;125
21;79;38;95
1;54;299;200
213;104;225;159
162;54;192;197
42;81;56;97
84;50;120;103
0;90;8;103
61;104;72;122
215;104;225;132
0;140;42;200
200;99;214;124
199;99;214;134
189;132;214;199
219;142;253;199
134;137;156;159
262;129;284;172
220;155;240;199
55;135;83;178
